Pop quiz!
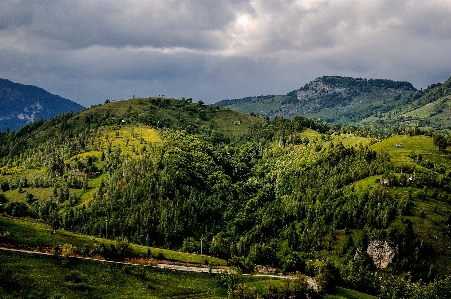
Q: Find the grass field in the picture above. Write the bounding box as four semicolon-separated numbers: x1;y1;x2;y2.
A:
299;129;372;149
370;134;450;167
95;125;162;155
324;287;376;299
0;215;226;266
0;249;228;299
0;215;379;298
0;249;375;299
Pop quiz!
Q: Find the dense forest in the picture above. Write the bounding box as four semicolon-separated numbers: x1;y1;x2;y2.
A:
1;97;451;297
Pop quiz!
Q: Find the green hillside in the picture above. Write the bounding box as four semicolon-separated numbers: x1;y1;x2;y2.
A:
1;97;451;298
217;76;417;122
217;76;451;133
363;77;451;132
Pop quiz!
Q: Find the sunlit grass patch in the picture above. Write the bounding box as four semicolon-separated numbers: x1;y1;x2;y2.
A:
346;175;381;193
5;187;53;203
78;174;106;205
331;134;372;148
94;125;162;155
299;128;323;140
211;109;264;136
370;135;450;167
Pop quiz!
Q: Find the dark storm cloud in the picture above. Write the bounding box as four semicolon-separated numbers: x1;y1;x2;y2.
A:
2;0;252;50
0;0;450;106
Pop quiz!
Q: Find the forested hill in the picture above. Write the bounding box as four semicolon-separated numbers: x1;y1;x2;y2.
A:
217;76;416;122
217;76;451;130
0;78;84;132
1;96;451;297
0;97;265;159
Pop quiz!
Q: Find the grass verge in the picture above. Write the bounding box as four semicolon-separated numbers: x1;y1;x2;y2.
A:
0;215;226;266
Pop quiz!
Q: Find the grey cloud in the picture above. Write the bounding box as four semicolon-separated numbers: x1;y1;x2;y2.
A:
4;0;252;51
0;1;33;30
0;0;450;107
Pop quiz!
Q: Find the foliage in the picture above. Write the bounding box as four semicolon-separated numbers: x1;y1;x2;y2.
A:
2;96;451;295
227;283;260;299
263;276;319;299
379;275;451;299
433;134;448;152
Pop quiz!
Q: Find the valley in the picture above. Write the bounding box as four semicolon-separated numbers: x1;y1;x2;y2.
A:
1;91;451;298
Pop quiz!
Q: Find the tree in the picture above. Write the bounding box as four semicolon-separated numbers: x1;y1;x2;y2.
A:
50;209;60;233
0;192;8;204
433;134;448;152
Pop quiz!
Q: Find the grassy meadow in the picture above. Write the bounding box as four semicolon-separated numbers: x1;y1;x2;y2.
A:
0;215;226;266
0;249;228;299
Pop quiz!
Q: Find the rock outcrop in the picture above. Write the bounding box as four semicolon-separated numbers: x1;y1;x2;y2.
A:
366;240;398;269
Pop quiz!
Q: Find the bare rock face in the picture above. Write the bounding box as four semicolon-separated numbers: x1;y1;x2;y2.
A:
366;241;398;269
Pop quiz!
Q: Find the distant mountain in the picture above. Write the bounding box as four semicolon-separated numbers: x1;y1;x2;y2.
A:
0;78;84;131
217;76;418;123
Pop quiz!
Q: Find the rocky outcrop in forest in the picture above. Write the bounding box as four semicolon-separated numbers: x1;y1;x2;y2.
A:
366;241;398;269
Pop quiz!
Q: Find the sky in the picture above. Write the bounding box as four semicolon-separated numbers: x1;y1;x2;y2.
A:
1;0;451;107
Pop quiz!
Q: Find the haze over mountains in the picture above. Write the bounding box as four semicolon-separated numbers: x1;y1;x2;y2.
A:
0;78;84;132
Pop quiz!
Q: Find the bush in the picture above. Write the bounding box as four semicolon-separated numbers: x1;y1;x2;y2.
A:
379;275;451;299
113;236;130;258
228;256;255;273
0;231;10;241
227;283;258;299
0;192;8;204
25;192;36;204
57;244;76;265
3;202;30;217
64;270;84;283
265;276;318;299
0;181;9;192
80;244;90;256
181;237;200;253
217;270;241;290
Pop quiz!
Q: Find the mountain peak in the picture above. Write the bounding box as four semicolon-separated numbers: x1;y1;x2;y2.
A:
217;75;448;124
0;78;84;131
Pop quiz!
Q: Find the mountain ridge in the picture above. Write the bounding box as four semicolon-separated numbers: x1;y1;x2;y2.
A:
0;78;84;131
217;76;450;128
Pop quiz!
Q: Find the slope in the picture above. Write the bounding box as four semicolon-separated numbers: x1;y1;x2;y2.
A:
0;78;84;131
217;76;417;123
1;96;451;297
360;77;451;132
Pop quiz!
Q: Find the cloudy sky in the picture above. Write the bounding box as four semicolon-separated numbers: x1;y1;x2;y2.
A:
1;0;451;107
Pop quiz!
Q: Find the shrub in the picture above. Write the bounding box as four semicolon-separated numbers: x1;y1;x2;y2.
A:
0;192;8;204
181;237;200;253
227;283;258;299
64;270;84;283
